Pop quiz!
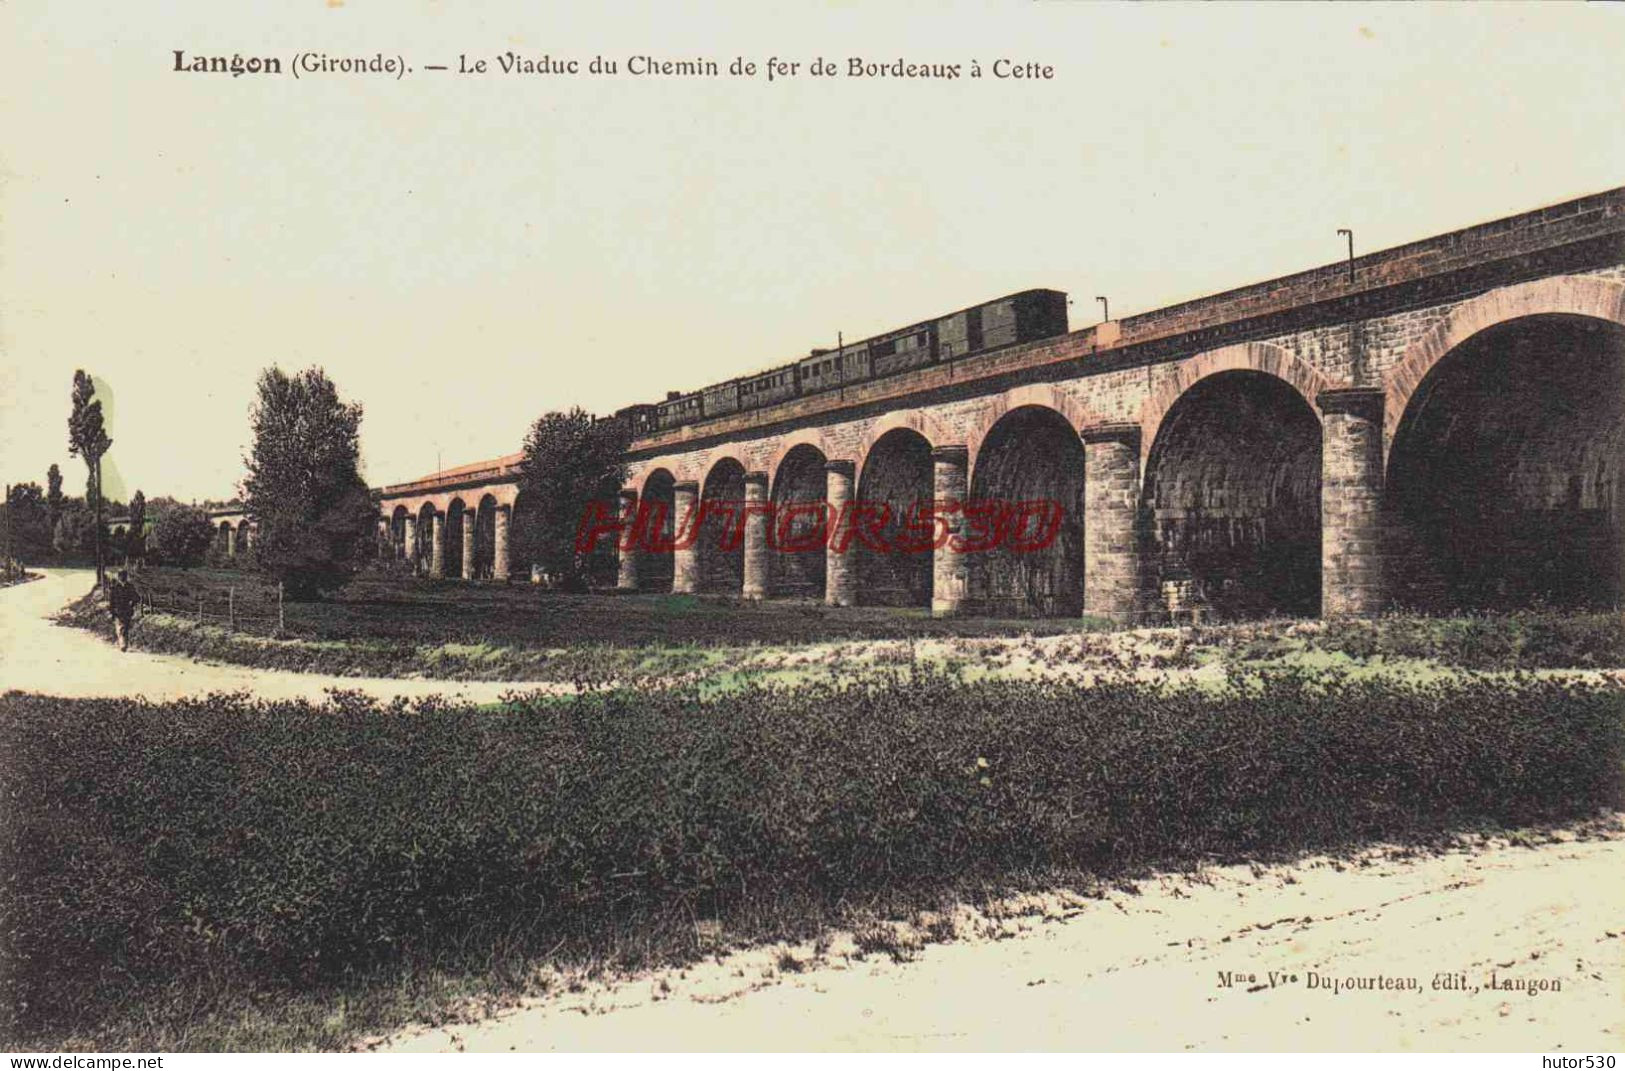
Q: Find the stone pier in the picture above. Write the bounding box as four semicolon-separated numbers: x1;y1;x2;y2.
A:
742;470;770;600
672;481;700;594
824;460;857;607
460;510;475;580
429;510;445;578
617;489;640;591
1318;387;1386;617
930;445;969;616
1081;422;1143;622
493;505;510;581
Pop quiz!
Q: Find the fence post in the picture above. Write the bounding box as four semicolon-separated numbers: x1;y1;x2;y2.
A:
228;586;235;631
197;592;204;623
278;582;285;636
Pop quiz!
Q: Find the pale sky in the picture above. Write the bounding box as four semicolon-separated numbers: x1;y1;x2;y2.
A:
3;1;1623;502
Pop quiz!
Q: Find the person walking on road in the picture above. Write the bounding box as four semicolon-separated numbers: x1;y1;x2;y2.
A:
107;568;139;652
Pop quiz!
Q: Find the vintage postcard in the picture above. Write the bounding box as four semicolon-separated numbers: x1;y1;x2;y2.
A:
2;0;1622;1059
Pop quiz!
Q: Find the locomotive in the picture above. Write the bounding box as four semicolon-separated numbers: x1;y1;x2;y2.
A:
613;288;1068;437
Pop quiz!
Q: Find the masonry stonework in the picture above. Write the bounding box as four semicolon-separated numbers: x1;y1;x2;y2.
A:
671;481;700;595
742;471;770;600
615;490;639;591
375;189;1625;621
429;511;445;579
1080;423;1143;622
930;445;970;617
824;460;857;607
1317;388;1387;617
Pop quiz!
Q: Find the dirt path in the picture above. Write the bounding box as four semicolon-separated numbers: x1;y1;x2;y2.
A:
0;569;567;703
381;834;1625;1052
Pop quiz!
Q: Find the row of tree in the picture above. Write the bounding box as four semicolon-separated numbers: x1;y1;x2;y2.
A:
3;372;241;574
234;368;631;599
0;477;228;570
6;364;632;600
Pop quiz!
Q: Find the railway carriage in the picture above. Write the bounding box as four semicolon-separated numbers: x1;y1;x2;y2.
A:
656;390;703;430
612;403;659;438
631;288;1069;436
835;340;872;383
869;321;937;378
702;380;741;419
737;364;799;410
797;348;843;393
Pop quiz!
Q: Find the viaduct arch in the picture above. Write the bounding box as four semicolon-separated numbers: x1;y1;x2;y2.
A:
1136;344;1331;619
1382;276;1625;613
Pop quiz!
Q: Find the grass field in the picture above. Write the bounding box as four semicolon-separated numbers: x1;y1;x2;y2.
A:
127;566;1119;645
61;566;1625;682
23;568;1625;1049
60;566;1121;680
4;671;1620;1050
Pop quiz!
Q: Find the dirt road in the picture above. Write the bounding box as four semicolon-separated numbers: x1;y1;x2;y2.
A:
0;569;564;703
382;834;1624;1052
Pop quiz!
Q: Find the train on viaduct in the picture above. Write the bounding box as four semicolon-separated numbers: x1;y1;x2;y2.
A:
331;186;1625;623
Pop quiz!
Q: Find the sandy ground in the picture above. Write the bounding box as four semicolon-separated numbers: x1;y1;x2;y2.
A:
380;834;1625;1052
0;568;567;703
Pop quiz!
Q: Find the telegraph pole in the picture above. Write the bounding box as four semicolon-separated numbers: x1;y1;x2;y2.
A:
1337;229;1355;284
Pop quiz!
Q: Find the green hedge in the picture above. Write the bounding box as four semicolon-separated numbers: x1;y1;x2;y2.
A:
2;671;1621;1046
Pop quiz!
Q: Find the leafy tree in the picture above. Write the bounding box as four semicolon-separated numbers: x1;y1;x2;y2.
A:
67;371;113;586
2;483;53;563
126;490;147;562
243;367;376;600
7;483;45;513
515;408;630;590
53;507;99;559
149;506;214;567
144;495;187;515
45;464;64;531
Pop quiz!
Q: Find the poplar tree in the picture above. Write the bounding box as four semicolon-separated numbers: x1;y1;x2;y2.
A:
46;464;64;532
67;371;112;586
127;490;147;562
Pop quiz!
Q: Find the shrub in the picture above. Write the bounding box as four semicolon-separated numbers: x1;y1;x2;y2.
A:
1;671;1619;1048
1317;612;1625;669
51;506;99;559
1;485;53;564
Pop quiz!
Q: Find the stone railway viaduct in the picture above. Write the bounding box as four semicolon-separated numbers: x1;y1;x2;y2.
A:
369;187;1625;622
